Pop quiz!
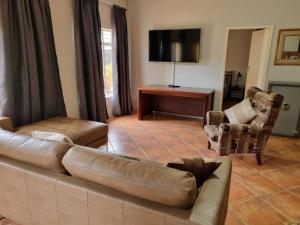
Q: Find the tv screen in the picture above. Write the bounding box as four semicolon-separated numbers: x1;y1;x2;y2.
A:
149;28;201;62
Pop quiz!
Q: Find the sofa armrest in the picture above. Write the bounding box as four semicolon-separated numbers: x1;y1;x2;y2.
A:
0;117;14;132
206;111;226;126
189;157;232;225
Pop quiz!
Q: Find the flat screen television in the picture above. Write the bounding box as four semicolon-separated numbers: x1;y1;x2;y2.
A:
149;28;201;63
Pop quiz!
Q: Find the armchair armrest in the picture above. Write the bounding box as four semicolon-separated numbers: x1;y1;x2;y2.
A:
0;117;14;132
218;123;268;155
206;111;227;126
219;123;263;136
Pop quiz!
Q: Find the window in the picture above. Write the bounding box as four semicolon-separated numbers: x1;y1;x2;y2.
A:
101;28;113;97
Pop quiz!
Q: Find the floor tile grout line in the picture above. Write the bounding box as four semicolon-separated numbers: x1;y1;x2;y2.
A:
177;134;211;157
231;195;293;225
117;118;153;160
147;131;184;160
128;117;183;160
228;174;300;206
258;171;288;190
229;177;259;203
261;195;294;224
227;209;250;225
287;188;300;199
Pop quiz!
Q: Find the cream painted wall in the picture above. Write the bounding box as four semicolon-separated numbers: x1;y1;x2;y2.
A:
49;0;127;118
127;0;300;110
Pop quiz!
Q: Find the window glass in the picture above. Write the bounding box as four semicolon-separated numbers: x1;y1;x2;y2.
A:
101;29;113;97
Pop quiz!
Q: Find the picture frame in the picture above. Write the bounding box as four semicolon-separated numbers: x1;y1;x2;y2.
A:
274;28;300;65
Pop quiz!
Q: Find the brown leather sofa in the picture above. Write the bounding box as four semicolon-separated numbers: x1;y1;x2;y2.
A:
0;129;232;225
0;116;108;148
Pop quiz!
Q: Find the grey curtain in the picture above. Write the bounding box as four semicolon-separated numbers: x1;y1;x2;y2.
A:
0;0;66;127
74;0;107;122
112;5;133;116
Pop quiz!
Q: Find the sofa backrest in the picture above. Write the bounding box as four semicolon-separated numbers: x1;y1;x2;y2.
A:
62;146;197;208
0;129;71;173
0;154;231;225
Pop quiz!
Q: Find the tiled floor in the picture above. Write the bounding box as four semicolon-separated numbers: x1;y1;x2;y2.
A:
1;113;300;225
106;113;300;225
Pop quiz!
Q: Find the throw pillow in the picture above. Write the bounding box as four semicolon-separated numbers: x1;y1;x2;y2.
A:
224;98;256;124
167;158;221;187
32;131;74;145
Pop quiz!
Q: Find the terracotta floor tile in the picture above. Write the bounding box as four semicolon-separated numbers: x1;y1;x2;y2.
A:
290;187;300;196
261;168;300;188
108;133;131;141
264;154;300;167
166;143;208;158
234;154;278;173
110;140;138;151
134;139;162;149
282;163;300;177
264;190;300;222
238;173;283;195
144;147;176;163
231;197;291;225
229;180;255;204
225;210;247;225
231;158;256;175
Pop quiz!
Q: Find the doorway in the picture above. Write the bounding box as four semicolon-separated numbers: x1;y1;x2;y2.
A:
221;26;273;110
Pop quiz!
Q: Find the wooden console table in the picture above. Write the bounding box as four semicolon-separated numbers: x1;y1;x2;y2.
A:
138;85;214;126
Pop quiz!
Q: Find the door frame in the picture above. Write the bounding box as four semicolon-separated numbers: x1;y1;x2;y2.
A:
219;25;274;110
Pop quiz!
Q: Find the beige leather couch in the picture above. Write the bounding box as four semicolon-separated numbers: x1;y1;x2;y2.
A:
0;116;108;148
0;129;232;225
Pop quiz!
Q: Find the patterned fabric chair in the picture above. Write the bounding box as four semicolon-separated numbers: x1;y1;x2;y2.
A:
204;87;284;165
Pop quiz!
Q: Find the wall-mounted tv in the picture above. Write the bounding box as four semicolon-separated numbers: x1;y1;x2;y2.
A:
149;28;201;63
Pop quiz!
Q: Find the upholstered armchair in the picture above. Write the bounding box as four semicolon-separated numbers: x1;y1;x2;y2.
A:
204;87;284;165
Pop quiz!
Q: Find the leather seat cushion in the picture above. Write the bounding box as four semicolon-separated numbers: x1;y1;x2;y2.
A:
15;117;108;146
62;146;197;208
0;129;71;173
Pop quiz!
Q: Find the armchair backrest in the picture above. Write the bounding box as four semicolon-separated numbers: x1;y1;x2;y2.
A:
247;87;284;131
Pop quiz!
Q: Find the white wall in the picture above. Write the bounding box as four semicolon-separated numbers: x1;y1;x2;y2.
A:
49;0;127;118
127;0;300;110
225;29;253;86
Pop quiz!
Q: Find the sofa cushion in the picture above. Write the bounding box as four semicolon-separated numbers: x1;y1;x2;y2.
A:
0;129;71;173
62;146;197;208
15;117;108;146
167;158;222;187
32;131;74;145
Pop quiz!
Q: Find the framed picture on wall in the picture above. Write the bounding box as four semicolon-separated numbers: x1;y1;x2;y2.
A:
274;28;300;65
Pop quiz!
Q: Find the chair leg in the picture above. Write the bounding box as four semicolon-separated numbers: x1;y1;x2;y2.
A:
208;141;211;150
256;153;262;165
